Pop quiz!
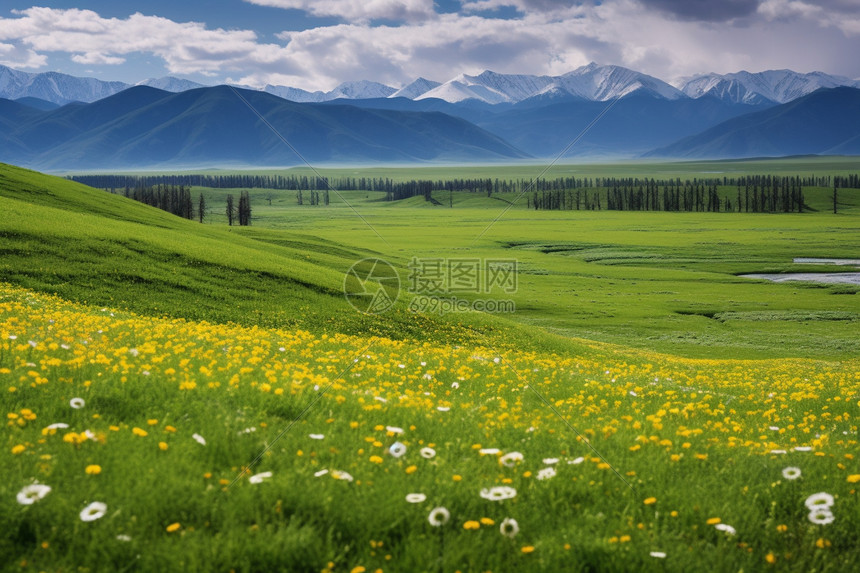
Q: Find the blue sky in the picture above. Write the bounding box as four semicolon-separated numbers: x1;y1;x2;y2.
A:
1;1;859;90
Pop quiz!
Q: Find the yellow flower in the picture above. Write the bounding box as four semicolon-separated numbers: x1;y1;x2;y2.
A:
619;535;631;543
521;546;535;554
164;425;177;433
776;524;787;532
815;538;831;548
350;567;366;573
158;441;169;451
369;455;383;464
85;464;101;475
765;553;776;564
11;444;25;455
405;465;417;474
643;497;657;505
147;419;158;426
480;517;494;526
706;517;721;525
847;474;860;483
452;475;462;482
166;523;181;533
463;520;480;530
132;427;148;437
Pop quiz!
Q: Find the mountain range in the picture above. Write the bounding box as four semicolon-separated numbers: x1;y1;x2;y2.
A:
1;63;859;168
2;63;858;106
0;86;525;169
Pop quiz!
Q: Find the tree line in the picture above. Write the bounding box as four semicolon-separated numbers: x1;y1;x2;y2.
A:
531;179;809;213
71;172;859;196
111;185;251;225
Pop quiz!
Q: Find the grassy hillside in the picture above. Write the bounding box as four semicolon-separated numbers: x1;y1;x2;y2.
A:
3;163;860;359
2;162;860;572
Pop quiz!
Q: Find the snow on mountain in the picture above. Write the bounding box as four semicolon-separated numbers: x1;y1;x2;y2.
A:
680;70;860;104
0;65;128;104
417;64;683;104
138;77;207;92
2;63;857;109
328;80;396;100
390;77;441;99
263;84;326;102
557;63;685;101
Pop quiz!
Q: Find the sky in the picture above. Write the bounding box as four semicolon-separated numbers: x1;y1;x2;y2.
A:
1;1;859;91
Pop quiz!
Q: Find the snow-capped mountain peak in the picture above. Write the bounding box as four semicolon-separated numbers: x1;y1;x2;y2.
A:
327;80;396;100
390;77;441;99
0;64;128;104
680;69;860;104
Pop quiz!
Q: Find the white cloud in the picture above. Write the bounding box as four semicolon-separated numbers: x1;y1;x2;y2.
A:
71;52;126;65
0;42;47;68
0;2;857;90
0;8;295;76
758;0;860;35
242;0;436;22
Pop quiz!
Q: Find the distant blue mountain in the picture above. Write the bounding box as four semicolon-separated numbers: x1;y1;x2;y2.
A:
320;92;771;158
14;97;60;111
645;87;860;159
0;86;528;170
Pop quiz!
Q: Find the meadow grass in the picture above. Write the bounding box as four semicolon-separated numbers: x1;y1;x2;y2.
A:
3;284;859;572
2;161;860;571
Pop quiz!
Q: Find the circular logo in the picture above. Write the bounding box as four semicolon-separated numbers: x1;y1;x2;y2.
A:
343;258;400;314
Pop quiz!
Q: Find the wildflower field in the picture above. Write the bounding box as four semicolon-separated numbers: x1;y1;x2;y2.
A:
1;161;859;571
3;284;859;572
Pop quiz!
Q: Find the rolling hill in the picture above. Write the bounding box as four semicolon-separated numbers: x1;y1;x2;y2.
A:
0;86;528;169
646;87;860;159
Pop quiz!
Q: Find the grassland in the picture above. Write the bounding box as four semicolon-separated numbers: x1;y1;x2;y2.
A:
2;160;860;572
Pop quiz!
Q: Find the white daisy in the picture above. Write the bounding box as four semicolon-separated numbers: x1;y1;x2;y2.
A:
479;448;500;455
192;433;206;446
500;517;519;538
309;433;325;440
45;423;69;431
499;452;524;468
248;471;272;484
480;486;517;501
805;492;835;510
420;447;436;459
116;534;132;542
70;397;85;409
436;406;450;412
542;458;560;465
16;483;51;505
428;506;450;527
569;457;585;465
808;509;835;525
537;467;557;480
782;467;801;480
313;469;329;477
331;470;354;482
389;441;407;458
80;501;107;522
714;523;736;536
794;446;812;452
650;551;667;558
406;493;427;503
385;425;404;434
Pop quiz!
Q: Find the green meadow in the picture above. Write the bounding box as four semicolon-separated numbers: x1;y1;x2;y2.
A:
2;160;859;572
